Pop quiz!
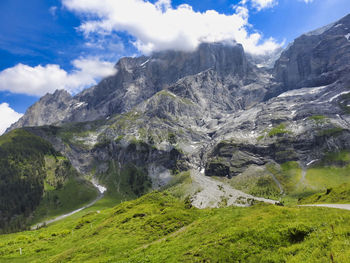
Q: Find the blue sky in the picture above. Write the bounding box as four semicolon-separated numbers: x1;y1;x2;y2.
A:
0;0;350;134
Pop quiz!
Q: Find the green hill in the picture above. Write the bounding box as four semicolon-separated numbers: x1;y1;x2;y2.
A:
0;129;98;233
1;190;350;262
299;183;350;204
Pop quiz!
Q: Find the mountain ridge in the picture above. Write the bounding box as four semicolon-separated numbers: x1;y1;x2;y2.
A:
4;13;350;210
8;41;271;130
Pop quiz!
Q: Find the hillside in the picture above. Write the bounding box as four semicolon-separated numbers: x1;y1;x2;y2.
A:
0;129;98;233
1;190;350;262
4;15;350;208
1;11;350;262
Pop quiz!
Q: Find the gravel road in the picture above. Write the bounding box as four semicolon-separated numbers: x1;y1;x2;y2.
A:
299;204;350;211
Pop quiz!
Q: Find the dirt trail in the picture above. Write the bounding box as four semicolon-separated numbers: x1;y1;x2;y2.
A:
299;204;350;211
190;169;279;209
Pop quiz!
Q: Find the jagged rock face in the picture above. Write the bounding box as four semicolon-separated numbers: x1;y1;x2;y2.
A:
168;69;272;115
9;42;258;131
10;90;73;129
7;14;350;188
76;42;254;118
274;14;350;91
205;130;350;177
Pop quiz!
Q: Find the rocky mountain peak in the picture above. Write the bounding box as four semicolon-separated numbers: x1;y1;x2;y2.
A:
5;13;350;218
8;42;257;132
8;14;350;133
43;89;72;106
150;42;248;77
274;14;350;91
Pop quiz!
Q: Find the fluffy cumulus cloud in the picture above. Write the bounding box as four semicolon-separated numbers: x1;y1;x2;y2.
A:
0;58;116;96
62;0;282;55
0;103;23;135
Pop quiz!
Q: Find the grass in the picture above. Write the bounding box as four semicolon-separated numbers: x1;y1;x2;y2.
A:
308;115;327;124
300;183;350;204
305;165;350;189
209;150;350;206
268;124;291;137
0;129;100;232
218;158;350;205
2;191;350;262
156;90;194;105
266;162;303;197
220;167;281;200
160;171;193;200
29;155;99;225
30;178;98;225
303;150;350;191
97;160;152;202
0;192;200;262
262;151;350;204
279;162;303;192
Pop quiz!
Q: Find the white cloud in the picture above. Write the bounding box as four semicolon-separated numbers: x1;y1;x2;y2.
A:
302;0;313;3
62;0;281;55
0;103;23;135
0;58;116;96
241;0;278;11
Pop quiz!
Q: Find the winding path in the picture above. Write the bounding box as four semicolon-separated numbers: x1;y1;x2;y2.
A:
31;181;106;230
299;204;350;211
30;174;350;231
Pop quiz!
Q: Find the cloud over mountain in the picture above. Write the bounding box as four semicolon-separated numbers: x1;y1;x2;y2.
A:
0;103;23;135
62;0;282;55
0;58;116;96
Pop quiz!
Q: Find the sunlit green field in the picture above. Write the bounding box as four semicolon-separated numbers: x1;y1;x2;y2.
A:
2;140;350;263
251;151;350;204
1;190;350;262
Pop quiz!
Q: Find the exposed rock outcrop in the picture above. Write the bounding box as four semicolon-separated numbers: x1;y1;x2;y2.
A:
7;14;350;195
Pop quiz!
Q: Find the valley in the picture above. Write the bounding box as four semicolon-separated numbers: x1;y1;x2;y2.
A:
1;11;350;263
2;189;350;262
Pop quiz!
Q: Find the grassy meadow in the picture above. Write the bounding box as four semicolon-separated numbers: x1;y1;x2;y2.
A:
1;190;350;262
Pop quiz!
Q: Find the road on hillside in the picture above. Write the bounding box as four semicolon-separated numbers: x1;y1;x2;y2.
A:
31;181;106;230
299;204;350;211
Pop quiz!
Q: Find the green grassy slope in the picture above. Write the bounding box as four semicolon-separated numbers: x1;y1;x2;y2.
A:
238;151;350;204
0;129;98;233
299;183;350;204
1;191;350;262
30;177;98;225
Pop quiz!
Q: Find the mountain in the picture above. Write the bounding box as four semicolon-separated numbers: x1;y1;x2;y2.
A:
2;14;350;230
9;42;272;129
274;14;350;92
